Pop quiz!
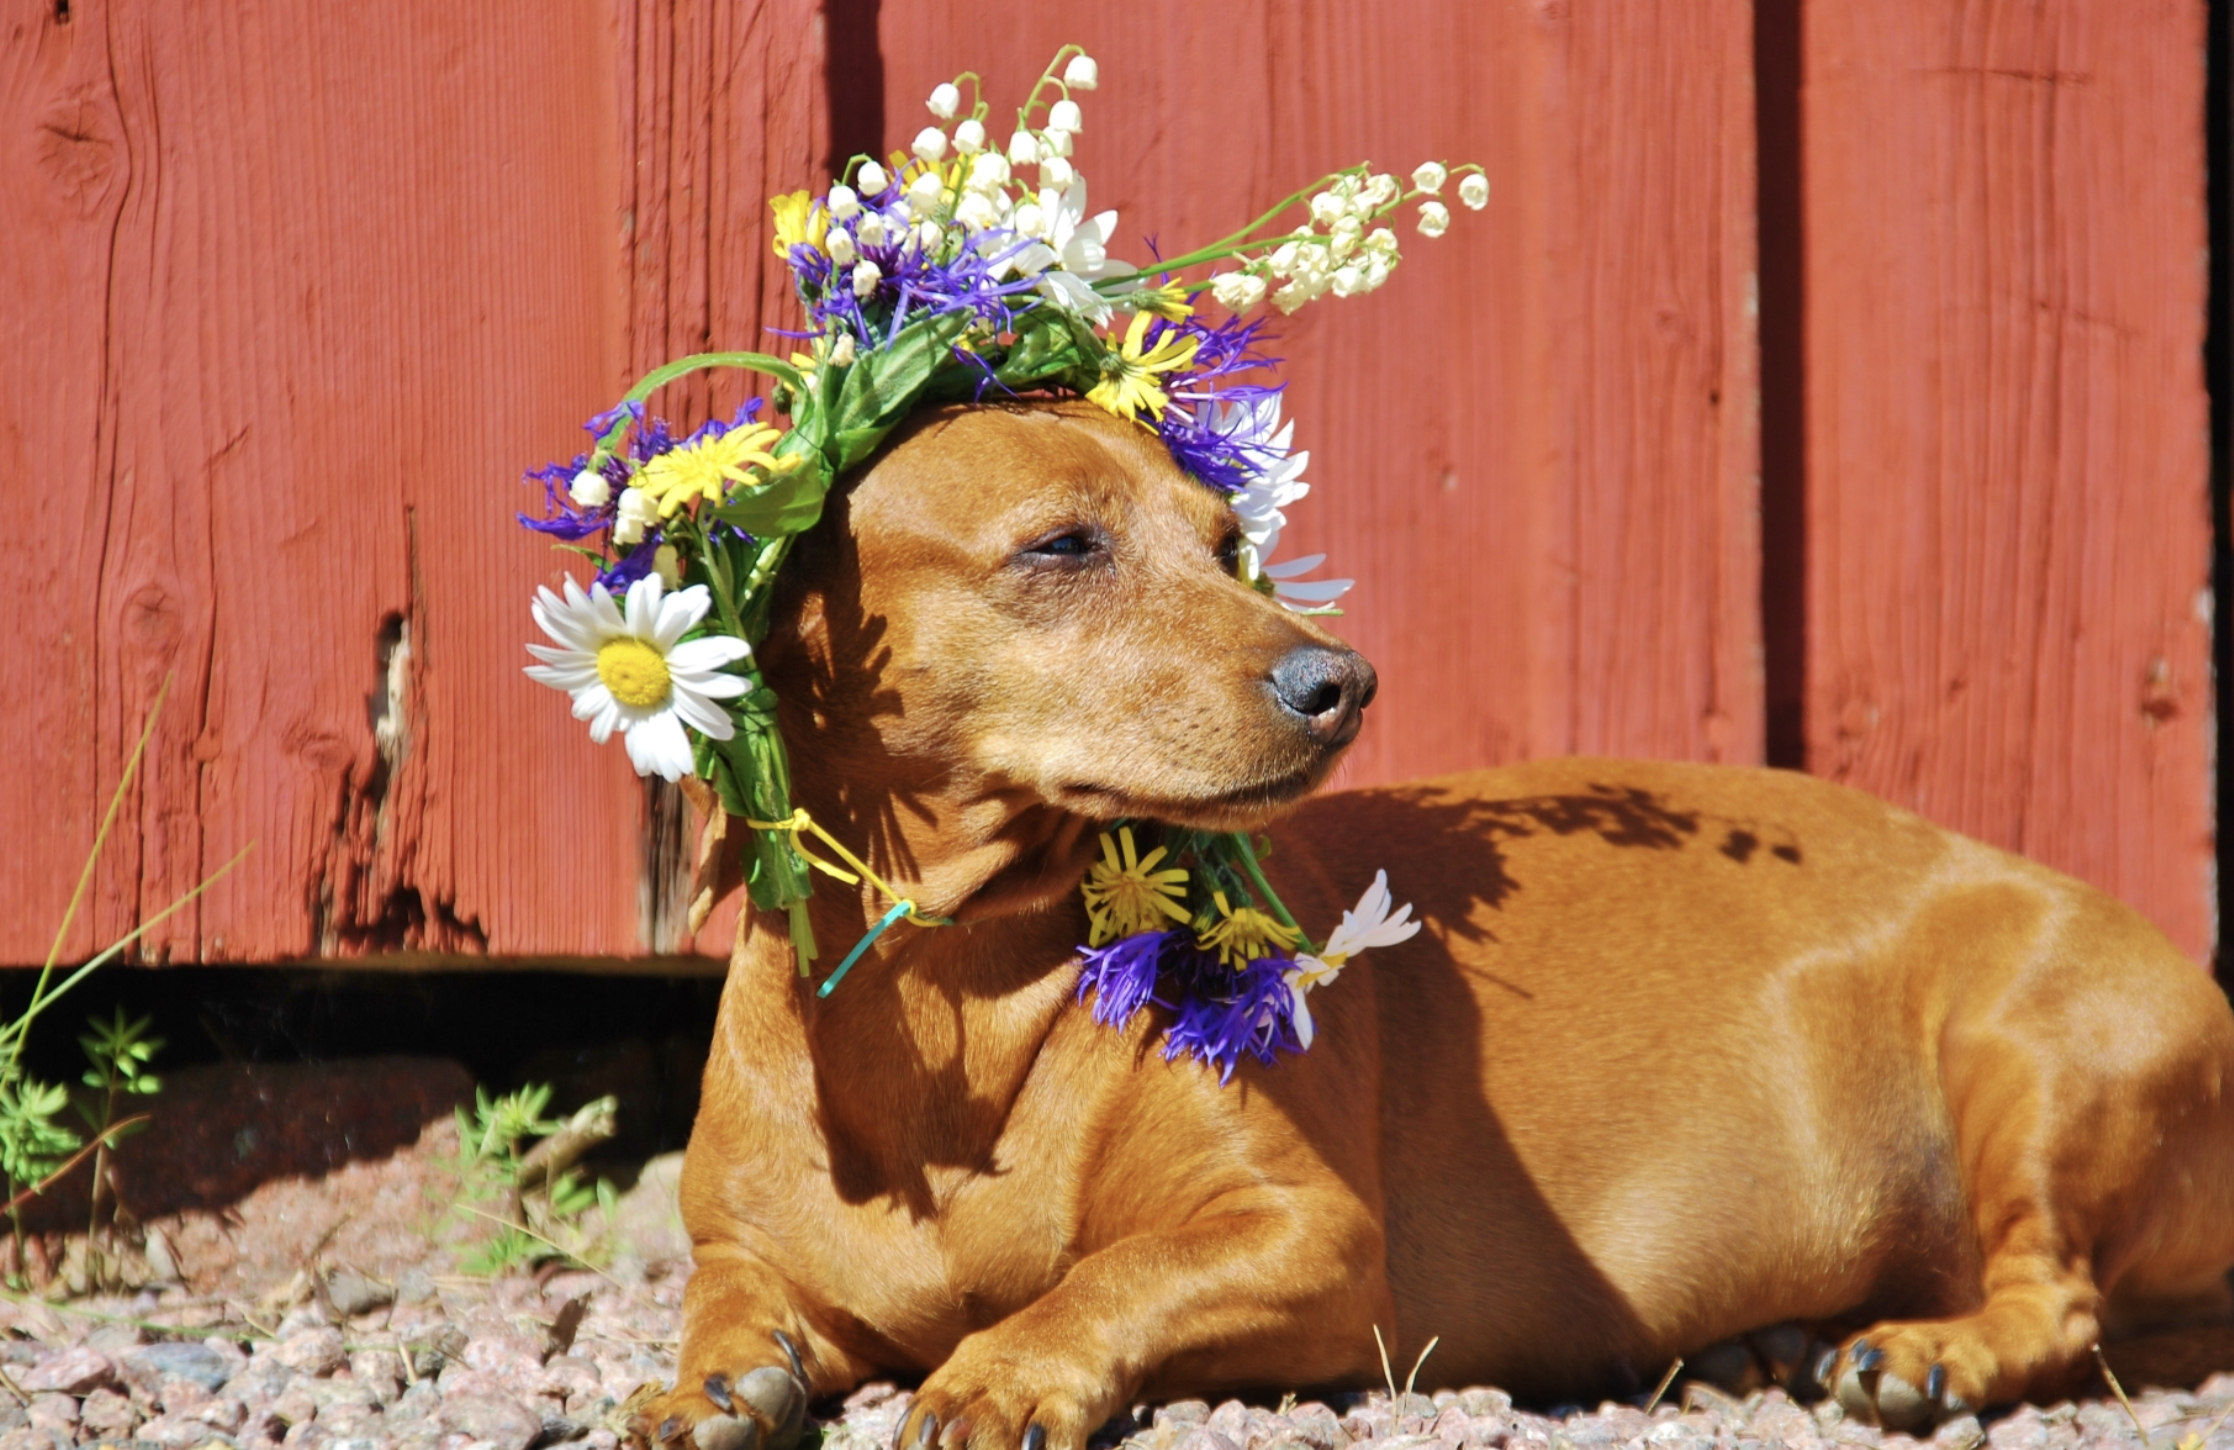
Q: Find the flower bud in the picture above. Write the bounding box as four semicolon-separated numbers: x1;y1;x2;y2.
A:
1331;264;1365;298
1063;54;1099;90
652;544;683;589
826;184;860;221
1048;98;1083;133
906;170;946;215
1040;126;1073;157
613;488;655;545
1309;191;1345;227
855;161;890;195
1364;256;1394;291
916;220;944;252
827;230;858;267
911;127;949;163
1013;202;1046;237
1210;271;1268;313
1459;172;1490;210
954;118;987;154
1269;242;1301;275
1416;200;1450;237
1007;131;1041;167
569;467;612;508
968;152;1010;191
1041;155;1075;189
851;259;882;298
1363;173;1399;208
1365;227;1399;257
1329;218;1362;260
927;82;960;120
1411;161;1447;194
856;213;888;247
954;192;996;231
827;333;857;367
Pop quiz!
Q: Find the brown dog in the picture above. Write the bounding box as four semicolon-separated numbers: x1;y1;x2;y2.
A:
650;400;2234;1450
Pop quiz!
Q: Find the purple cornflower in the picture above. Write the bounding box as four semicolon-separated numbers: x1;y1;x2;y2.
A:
1162;956;1304;1082
1157;316;1284;493
1076;931;1181;1030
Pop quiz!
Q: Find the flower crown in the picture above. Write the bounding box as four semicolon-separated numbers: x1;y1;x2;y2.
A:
518;48;1483;1077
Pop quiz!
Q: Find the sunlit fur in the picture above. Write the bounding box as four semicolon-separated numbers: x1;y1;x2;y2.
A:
654;401;2234;1450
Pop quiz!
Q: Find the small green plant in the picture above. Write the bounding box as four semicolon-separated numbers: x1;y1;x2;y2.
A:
436;1085;620;1275
76;1010;162;1286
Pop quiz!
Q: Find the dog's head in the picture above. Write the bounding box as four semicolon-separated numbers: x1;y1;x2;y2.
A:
763;400;1373;893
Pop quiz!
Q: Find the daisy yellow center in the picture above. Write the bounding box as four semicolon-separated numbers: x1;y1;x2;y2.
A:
597;637;672;708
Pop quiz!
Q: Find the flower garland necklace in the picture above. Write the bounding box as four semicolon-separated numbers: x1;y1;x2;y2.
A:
518;47;1481;1077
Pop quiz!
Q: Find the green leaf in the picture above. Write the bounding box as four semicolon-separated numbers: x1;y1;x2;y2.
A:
824;312;975;474
705;460;829;539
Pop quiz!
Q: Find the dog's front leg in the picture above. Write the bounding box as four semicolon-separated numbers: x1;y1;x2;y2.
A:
896;1192;1390;1450
645;1244;877;1450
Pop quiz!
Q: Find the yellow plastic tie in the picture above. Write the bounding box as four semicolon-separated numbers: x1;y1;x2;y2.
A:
744;808;951;929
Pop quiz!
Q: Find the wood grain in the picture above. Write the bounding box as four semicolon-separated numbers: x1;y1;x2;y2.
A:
872;0;1763;786
1801;0;2214;960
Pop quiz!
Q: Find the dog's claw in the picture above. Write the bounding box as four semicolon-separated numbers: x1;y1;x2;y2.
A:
706;1375;737;1415
1024;1425;1047;1450
695;1416;763;1450
773;1329;807;1383
910;1412;940;1450
1853;1345;1886;1373
1802;1343;1840;1399
1926;1364;1947;1404
660;1416;689;1445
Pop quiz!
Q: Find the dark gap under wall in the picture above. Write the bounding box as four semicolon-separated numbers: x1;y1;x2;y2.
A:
1755;0;1807;770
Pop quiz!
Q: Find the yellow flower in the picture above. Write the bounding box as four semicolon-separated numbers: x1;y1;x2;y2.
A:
1196;891;1300;968
770;190;827;257
1079;827;1191;947
1087;310;1201;424
1133;283;1194;321
635;423;797;520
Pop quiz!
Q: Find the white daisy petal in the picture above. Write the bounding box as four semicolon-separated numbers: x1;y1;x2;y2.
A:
628;711;694;781
670;670;749;699
623;575;667;643
669;686;736;739
524;664;600;691
667;636;752;672
654;584;714;651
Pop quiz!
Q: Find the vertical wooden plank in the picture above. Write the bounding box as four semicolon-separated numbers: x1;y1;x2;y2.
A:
1803;1;2214;960
616;0;825;954
871;0;1761;783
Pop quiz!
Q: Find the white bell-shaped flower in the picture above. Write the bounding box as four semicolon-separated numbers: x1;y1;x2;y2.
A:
926;82;960;120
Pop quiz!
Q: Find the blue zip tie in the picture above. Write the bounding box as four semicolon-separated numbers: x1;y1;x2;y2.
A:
817;899;914;998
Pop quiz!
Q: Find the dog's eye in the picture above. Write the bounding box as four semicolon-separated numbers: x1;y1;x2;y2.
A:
1015;527;1105;568
1215;530;1241;574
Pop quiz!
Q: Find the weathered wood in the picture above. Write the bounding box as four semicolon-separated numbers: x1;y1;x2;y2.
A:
1800;0;2214;960
0;0;819;963
873;0;1764;785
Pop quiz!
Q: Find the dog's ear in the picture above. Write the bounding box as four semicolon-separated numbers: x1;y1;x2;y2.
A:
678;775;749;936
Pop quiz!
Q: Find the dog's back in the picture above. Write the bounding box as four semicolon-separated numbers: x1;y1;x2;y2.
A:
1268;756;2234;1405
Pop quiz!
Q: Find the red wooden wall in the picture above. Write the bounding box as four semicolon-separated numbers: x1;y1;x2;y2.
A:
0;0;2212;968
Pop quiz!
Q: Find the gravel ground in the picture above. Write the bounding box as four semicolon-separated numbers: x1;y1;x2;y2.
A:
0;1120;2220;1450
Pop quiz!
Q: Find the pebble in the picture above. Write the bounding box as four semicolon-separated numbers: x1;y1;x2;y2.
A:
274;1328;348;1377
18;1348;112;1397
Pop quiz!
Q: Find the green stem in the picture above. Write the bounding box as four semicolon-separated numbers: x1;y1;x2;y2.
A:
596;352;808;454
1142;166;1371;276
1229;833;1315;954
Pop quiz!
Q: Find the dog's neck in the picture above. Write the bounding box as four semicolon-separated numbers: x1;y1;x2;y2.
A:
711;641;1107;1188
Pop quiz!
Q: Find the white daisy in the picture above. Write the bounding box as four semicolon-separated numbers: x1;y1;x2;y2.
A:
1282;870;1420;1048
1008;177;1135;322
523;574;751;782
1204;394;1311;579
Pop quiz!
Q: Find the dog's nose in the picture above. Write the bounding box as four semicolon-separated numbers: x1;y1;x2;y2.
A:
1269;646;1377;745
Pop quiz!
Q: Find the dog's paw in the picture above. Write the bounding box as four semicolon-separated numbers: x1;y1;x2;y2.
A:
893;1336;1115;1450
1830;1324;2001;1431
635;1336;810;1450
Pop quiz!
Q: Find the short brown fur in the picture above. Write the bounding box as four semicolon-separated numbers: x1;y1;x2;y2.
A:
651;402;2234;1449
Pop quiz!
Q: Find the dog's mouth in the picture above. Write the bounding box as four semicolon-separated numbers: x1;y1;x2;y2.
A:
1055;764;1323;831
